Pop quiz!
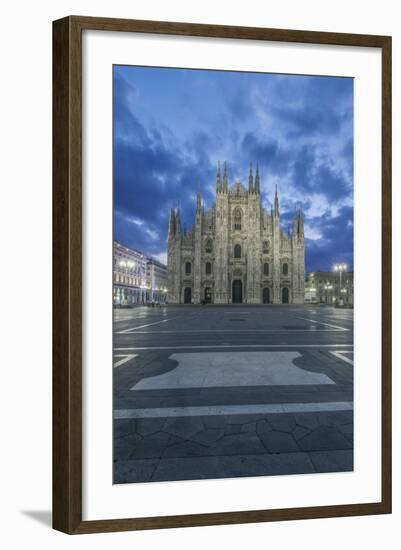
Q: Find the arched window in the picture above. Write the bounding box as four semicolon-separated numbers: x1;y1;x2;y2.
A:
234;208;242;230
263;241;269;254
234;244;241;258
205;262;212;275
263;262;269;276
282;262;288;276
185;261;191;275
205;239;213;254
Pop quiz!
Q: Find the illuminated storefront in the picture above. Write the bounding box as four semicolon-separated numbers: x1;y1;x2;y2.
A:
113;241;167;306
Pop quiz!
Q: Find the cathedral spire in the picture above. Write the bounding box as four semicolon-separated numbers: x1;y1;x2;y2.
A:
298;207;304;239
175;208;181;235
223;161;228;193
216;161;222;193
248;162;254;193
274;184;279;218
196;190;201;212
255;163;260;194
292;207;298;238
168;207;175;239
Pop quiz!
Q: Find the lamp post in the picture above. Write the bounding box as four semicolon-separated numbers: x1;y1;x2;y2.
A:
333;263;347;305
324;284;333;304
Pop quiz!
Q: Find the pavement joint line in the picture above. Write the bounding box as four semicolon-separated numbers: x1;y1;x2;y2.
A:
122;329;345;334
114;401;354;419
222;311;250;314
329;350;354;366
117;316;180;334
114;344;354;351
295;316;349;331
113;317;166;323
113;354;138;368
320;315;352;319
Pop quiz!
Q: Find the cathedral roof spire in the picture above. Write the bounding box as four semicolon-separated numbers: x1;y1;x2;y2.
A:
292;207;298;238
196;189;201;212
175;208;181;234
216;161;222;193
298;207;304;239
255;163;260;194
223;161;228;193
168;207;176;239
248;162;254;193
274;184;280;218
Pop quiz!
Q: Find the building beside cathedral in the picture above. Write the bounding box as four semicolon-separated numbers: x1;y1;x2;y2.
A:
167;163;305;305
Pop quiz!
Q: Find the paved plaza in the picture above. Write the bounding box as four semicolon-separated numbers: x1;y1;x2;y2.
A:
113;305;353;483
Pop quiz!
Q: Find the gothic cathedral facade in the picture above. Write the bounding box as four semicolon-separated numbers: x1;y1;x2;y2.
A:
167;163;305;305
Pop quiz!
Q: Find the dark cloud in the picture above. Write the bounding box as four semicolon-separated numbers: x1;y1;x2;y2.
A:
113;67;354;271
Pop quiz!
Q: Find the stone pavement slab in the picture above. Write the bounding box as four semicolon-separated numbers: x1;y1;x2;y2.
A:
297;425;352;452
308;450;353;472
258;430;299;453
114;458;160;483
219;452;316;477
137;452;318;483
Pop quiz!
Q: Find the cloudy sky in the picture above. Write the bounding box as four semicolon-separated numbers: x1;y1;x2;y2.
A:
113;65;353;272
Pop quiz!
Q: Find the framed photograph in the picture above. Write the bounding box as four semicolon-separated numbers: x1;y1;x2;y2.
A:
53;16;392;534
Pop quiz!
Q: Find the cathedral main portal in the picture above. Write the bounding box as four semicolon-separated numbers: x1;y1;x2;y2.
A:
232;280;243;304
204;287;212;304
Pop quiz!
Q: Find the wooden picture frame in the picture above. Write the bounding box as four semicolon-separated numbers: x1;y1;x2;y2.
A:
53;15;392;534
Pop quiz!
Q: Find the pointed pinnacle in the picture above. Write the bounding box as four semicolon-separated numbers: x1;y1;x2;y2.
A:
223;161;228;192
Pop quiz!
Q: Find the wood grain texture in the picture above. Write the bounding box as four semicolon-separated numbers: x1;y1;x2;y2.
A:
52;16;82;534
70;15;389;47
52;15;392;534
381;36;392;514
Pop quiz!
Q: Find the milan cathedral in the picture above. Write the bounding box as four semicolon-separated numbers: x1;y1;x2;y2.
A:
167;163;305;304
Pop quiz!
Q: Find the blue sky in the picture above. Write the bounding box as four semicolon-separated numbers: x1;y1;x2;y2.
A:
113;65;353;272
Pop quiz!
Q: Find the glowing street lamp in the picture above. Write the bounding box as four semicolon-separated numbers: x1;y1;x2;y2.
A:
333;263;347;272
